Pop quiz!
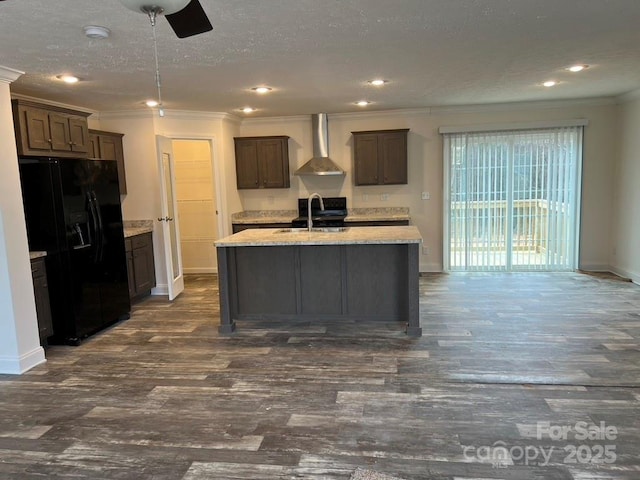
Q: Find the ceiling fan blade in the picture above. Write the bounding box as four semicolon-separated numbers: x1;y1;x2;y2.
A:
165;0;213;38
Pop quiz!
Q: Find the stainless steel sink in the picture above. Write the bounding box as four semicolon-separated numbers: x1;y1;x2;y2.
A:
275;227;349;234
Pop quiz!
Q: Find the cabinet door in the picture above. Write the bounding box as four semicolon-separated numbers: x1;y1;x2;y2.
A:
68;117;89;154
353;134;380;185
235;140;260;189
112;136;127;194
33;273;53;342
379;131;407;184
31;259;53;344
92;132;127;194
126;248;136;298
133;248;154;293
48;113;72;152
89;133;100;159
98;135;117;160
23;108;52;151
258;138;289;188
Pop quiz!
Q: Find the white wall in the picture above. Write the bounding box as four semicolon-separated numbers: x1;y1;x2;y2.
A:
611;92;640;282
239;100;618;272
92;98;618;279
0;67;45;374
95;111;240;292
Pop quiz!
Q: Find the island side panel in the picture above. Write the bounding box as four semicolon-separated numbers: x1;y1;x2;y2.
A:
299;245;343;314
406;243;422;336
216;247;236;334
344;244;408;320
234;246;298;315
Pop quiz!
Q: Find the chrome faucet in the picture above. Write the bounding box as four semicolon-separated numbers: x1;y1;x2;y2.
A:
307;192;324;232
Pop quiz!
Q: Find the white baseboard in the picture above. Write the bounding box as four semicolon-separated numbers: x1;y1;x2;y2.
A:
151;284;168;296
420;262;443;273
609;265;640;285
0;346;46;375
579;264;613;272
183;267;217;274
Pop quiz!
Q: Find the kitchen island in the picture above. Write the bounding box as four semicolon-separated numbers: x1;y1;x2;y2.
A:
215;226;422;336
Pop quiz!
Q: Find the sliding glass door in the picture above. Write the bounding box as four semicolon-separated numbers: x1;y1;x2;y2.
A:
444;126;583;271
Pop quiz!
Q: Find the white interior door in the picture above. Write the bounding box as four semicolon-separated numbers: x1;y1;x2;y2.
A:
157;135;184;300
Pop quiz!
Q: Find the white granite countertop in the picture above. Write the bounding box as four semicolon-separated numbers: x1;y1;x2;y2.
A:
231;210;298;224
231;207;410;224
215;226;422;247
124;220;153;238
345;207;410;222
29;251;47;260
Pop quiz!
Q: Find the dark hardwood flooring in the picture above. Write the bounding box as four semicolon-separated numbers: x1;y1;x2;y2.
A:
0;272;639;479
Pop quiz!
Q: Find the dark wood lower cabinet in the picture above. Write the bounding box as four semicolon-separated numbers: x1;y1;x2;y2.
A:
125;233;156;301
30;257;53;346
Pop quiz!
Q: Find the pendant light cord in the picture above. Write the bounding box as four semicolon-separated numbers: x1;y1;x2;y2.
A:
148;9;165;116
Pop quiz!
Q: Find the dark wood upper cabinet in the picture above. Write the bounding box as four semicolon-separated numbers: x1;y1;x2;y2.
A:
89;129;128;195
234;136;290;189
12;99;90;157
352;129;409;186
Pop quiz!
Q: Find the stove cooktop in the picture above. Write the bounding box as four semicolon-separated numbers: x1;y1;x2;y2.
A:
292;196;347;227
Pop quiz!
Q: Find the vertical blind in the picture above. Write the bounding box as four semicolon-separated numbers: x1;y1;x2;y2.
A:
443;126;583;271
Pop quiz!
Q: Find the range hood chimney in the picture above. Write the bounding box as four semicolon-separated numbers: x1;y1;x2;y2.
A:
294;113;345;176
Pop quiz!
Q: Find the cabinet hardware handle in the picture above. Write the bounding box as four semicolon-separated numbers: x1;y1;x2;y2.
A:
48;139;52;143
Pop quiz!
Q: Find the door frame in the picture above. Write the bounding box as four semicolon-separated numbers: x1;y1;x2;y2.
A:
160;134;227;241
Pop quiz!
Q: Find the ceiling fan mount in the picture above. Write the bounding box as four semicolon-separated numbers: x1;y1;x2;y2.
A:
120;0;189;16
119;0;212;39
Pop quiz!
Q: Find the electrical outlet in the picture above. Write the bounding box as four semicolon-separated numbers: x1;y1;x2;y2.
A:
362;194;369;201
422;246;429;255
421;191;430;200
380;193;389;201
267;196;275;204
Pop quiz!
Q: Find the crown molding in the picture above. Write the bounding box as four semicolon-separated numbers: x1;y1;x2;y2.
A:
0;65;23;84
97;108;236;122
240;96;619;124
428;96;617;115
240;114;311;125
10;93;96;114
617;89;640;104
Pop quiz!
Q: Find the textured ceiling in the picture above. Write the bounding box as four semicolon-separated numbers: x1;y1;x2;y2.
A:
1;0;640;117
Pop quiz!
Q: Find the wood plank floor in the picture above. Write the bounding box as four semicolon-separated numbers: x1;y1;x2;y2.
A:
1;272;639;479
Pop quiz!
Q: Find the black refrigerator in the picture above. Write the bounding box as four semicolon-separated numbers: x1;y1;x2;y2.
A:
19;157;130;345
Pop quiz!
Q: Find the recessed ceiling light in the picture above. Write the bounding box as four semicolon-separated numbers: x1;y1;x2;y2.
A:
567;64;588;73
251;86;272;94
145;100;159;107
368;79;387;86
355;100;371;107
56;75;79;84
242;107;256;113
543;80;557;87
84;25;111;39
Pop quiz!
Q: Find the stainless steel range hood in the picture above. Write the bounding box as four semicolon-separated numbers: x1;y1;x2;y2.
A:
294;113;345;176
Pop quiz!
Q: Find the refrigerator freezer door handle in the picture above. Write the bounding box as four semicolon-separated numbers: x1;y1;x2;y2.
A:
91;191;105;262
86;192;100;263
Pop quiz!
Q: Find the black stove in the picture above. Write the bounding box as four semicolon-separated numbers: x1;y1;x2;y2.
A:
291;196;347;228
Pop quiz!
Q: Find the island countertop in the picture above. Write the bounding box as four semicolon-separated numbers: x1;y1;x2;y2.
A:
215;225;422;247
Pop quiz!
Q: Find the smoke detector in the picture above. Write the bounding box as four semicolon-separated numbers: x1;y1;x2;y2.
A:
84;26;111;39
